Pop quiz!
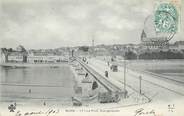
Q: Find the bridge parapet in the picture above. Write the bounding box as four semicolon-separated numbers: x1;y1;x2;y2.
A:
74;57;128;103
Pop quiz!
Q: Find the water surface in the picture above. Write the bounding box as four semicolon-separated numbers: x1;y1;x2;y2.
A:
0;65;75;103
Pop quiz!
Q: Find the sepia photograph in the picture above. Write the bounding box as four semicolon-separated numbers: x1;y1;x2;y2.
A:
0;0;184;116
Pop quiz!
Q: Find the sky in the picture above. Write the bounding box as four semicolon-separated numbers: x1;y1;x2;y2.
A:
0;0;183;49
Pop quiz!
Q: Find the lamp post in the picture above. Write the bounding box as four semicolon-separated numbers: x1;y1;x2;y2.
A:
92;34;95;57
139;75;142;95
124;60;126;97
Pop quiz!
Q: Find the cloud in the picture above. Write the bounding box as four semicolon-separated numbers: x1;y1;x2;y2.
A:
99;14;140;30
0;0;183;49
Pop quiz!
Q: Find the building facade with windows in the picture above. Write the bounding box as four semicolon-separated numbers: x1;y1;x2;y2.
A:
0;45;28;63
27;50;68;63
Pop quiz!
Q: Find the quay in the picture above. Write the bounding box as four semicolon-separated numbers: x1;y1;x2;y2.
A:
0;62;68;68
87;57;184;102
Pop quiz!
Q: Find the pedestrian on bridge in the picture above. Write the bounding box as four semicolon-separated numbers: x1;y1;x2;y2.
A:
85;73;88;78
105;71;108;78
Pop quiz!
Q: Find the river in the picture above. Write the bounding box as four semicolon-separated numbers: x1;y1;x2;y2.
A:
0;65;75;104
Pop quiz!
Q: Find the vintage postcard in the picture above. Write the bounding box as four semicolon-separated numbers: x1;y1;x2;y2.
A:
0;0;184;116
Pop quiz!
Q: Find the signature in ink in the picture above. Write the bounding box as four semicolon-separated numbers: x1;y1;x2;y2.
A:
15;109;59;116
134;108;156;116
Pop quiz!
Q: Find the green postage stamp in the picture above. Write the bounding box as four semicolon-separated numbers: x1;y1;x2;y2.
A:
154;3;178;33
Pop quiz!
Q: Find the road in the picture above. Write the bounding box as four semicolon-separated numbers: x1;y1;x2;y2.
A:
87;58;184;103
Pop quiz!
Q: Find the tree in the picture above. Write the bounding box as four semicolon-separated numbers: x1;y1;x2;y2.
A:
124;51;137;60
79;46;89;52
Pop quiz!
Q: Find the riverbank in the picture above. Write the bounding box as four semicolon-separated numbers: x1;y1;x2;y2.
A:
0;62;68;68
88;58;184;101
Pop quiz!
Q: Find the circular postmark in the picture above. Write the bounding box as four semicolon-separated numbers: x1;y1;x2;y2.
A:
154;3;178;33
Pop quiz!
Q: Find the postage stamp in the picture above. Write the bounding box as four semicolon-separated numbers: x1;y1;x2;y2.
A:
154;3;178;33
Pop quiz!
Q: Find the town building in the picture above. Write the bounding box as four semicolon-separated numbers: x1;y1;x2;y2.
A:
140;30;169;49
0;45;28;63
27;50;69;63
0;48;7;63
0;45;69;64
174;41;184;50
